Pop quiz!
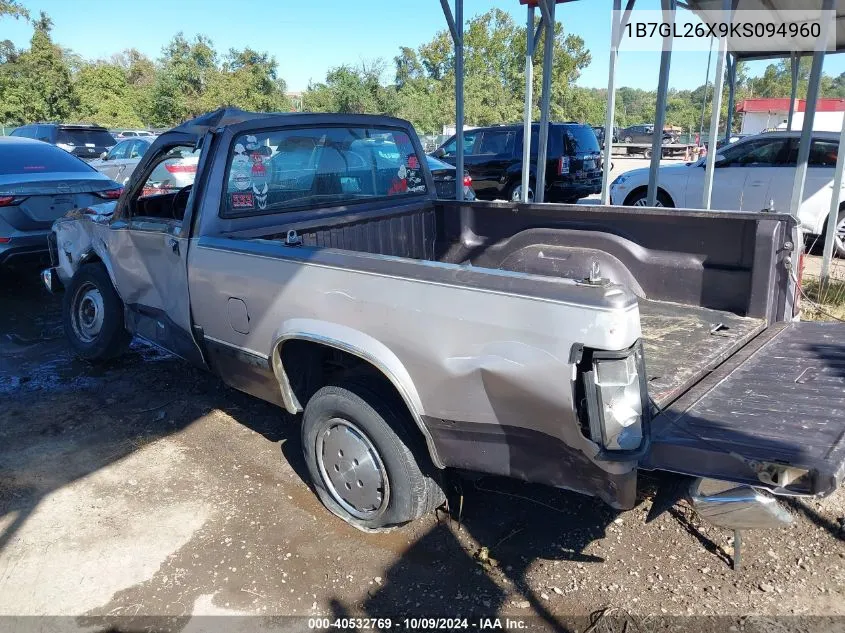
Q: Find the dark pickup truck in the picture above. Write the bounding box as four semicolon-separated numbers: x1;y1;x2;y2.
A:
46;109;845;547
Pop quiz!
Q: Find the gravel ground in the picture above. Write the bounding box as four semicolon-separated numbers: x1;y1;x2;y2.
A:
1;266;844;632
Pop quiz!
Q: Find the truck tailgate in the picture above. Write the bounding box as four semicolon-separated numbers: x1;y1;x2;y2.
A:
643;321;845;496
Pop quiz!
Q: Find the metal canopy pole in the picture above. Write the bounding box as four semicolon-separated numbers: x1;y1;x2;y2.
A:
521;4;542;202
702;0;729;210
601;0;636;205
821;112;845;280
789;0;833;218
699;36;714;144
724;53;736;142
787;51;799;131
440;0;464;201
646;0;675;207
535;0;555;203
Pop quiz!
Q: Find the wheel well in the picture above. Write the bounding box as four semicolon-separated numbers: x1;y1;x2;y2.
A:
623;185;673;206
278;339;439;466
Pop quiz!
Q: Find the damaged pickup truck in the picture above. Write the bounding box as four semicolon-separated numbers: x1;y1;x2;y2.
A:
46;109;845;544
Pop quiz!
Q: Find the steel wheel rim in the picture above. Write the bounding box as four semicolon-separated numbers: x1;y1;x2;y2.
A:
511;184;534;202
633;197;663;207
71;282;104;343
315;418;389;520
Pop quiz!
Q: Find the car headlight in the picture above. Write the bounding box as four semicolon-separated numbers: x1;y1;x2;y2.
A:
583;344;648;453
611;174;629;186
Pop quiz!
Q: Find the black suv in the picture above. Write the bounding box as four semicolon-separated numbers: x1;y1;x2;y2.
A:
10;123;116;160
431;122;602;202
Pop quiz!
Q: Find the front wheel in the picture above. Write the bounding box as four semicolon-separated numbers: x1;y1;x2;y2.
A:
301;382;444;531
506;180;534;202
62;263;131;361
624;188;674;208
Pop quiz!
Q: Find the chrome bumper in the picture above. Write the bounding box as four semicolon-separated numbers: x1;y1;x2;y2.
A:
689;478;793;530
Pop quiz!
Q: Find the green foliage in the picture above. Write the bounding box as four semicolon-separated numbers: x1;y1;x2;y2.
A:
72;63;143;127
0;0;28;20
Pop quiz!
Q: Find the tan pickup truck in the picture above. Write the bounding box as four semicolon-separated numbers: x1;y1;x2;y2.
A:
44;109;844;548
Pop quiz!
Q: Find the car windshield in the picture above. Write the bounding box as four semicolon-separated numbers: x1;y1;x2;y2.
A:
564;126;600;154
0;141;97;174
56;128;116;147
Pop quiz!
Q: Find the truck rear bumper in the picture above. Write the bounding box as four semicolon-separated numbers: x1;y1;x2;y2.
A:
643;321;845;497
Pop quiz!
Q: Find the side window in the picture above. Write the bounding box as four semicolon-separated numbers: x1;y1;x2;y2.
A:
223;126;427;216
809;139;838;167
441;131;479;157
106;141;130;160
477;130;514;155
34;126;51;142
721;139;789;166
139;145;198;197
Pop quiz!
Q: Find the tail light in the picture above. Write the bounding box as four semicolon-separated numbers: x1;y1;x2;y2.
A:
556;157;564;175
0;195;26;207
95;187;123;199
164;163;197;174
463;173;472;187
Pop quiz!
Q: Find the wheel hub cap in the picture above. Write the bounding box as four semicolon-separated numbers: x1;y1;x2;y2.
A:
72;284;105;343
316;419;388;520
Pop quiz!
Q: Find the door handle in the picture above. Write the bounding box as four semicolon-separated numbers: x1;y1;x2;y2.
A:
168;238;179;255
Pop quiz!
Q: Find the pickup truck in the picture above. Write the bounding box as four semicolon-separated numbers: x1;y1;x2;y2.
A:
45;108;845;544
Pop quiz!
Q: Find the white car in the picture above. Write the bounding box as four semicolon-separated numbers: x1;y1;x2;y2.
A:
609;131;845;256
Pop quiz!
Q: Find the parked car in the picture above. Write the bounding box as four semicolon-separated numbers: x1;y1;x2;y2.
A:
715;133;750;150
44;108;845;546
114;130;155;139
619;124;676;145
592;125;620;148
0;137;122;268
609;130;845;256
89;136;200;190
432;122;602;203
10;123;116;161
426;155;475;200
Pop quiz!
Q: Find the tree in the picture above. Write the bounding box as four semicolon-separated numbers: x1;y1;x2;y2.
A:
304;60;396;115
202;47;291;112
0;0;28;20
72;63;143;127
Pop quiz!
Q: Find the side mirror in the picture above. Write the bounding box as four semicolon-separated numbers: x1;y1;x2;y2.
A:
433;147;446;158
100;151;108;160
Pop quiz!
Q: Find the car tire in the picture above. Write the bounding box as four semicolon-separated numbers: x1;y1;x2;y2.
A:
623;136;633;143
62;263;131;361
505;179;535;203
643;148;653;160
301;381;445;532
623;187;674;208
834;209;845;258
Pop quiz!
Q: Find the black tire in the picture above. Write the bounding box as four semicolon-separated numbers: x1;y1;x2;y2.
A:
643;148;653;160
623;135;633;143
834;209;845;258
62;263;131;361
504;178;535;203
301;381;444;531
623;187;674;208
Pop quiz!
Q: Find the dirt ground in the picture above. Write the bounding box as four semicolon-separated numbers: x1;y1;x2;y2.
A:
1;266;844;633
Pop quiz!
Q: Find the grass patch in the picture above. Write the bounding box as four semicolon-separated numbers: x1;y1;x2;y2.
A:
802;277;845;321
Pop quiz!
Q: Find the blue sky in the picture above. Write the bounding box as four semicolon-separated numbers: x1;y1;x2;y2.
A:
4;0;844;93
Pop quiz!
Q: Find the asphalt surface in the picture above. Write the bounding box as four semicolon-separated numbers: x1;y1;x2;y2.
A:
1;264;844;633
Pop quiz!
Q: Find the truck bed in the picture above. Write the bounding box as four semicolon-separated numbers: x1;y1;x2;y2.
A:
639;300;766;408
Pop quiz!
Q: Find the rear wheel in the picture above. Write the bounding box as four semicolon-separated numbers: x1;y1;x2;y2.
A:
643;148;653;160
623;135;633;143
624;187;674;208
506;179;534;203
301;381;444;531
62;263;131;361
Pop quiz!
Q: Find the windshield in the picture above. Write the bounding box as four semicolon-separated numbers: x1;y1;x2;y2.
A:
0;141;96;175
425;155;454;171
56;128;116;147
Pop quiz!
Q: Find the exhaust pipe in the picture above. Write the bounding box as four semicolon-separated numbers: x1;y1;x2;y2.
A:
689;478;793;530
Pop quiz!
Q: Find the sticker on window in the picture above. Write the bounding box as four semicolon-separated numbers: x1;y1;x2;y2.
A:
231;192;254;209
560;156;570;175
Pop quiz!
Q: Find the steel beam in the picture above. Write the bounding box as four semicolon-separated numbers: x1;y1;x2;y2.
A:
535;0;555;203
787;51;799;131
646;0;675;207
821;102;845;280
441;0;465;201
789;0;833;217
699;35;714;145
601;0;636;204
522;5;536;202
702;20;727;210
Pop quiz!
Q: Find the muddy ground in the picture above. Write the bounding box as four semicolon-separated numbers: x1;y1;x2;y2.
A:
0;266;844;632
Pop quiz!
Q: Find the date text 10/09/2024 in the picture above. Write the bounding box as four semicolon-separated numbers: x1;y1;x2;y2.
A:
307;618;529;630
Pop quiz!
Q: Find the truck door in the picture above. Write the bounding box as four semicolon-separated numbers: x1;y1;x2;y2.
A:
105;136;207;367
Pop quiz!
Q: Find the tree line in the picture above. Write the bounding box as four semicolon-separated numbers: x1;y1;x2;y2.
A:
1;3;844;135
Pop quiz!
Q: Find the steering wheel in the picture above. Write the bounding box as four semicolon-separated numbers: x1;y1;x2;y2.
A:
171;185;192;220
